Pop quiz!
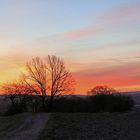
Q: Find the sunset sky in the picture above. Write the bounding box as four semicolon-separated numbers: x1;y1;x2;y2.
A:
0;0;140;94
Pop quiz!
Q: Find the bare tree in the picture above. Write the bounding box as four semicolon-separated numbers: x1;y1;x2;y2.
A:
2;82;19;109
23;55;73;111
2;80;32;112
23;57;47;111
47;55;74;110
2;56;74;112
87;85;116;96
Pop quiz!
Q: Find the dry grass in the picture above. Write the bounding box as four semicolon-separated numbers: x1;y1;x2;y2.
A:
0;113;27;137
40;111;140;140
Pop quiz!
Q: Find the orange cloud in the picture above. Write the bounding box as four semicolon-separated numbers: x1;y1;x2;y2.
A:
73;61;140;94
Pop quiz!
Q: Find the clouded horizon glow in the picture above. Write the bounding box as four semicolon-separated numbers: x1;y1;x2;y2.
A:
0;0;140;94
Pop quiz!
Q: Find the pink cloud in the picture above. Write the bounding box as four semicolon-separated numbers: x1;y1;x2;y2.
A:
64;27;100;39
100;3;140;23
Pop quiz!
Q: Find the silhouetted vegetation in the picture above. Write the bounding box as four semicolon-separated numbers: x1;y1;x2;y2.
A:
48;86;134;113
49;86;133;112
5;101;25;116
1;55;134;115
2;83;134;115
87;86;134;112
4;94;48;115
4;94;32;115
3;93;134;115
2;55;74;115
22;55;73;111
50;96;88;112
87;85;116;95
48;94;134;113
88;94;134;112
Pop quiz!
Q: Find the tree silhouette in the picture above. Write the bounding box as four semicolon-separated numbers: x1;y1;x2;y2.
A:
2;55;74;112
23;57;47;110
2;80;33;112
22;55;73;111
47;55;73;110
87;85;116;96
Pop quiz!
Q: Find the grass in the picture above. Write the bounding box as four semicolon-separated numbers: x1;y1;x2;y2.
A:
39;111;140;140
1;110;140;140
0;113;28;137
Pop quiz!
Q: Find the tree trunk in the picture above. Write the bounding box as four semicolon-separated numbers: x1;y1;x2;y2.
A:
48;95;54;112
41;96;46;111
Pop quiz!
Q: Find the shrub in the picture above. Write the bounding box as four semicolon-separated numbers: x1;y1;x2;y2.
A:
88;94;134;112
5;102;27;116
113;95;134;112
47;94;134;113
4;93;134;114
50;96;89;112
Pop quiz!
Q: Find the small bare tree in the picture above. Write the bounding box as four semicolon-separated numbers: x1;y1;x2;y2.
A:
2;82;19;109
2;80;33;112
87;85;116;96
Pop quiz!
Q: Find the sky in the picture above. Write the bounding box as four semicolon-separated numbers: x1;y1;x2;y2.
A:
0;0;140;94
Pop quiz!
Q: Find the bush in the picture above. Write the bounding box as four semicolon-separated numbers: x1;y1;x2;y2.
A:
47;94;134;113
113;95;134;112
50;96;89;112
89;94;134;112
5;102;27;116
4;94;134;115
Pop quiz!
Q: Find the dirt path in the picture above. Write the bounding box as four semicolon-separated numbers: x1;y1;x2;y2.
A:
1;113;50;140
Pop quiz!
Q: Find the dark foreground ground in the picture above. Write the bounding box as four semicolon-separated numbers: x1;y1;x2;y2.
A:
40;110;140;140
0;113;50;140
0;109;140;140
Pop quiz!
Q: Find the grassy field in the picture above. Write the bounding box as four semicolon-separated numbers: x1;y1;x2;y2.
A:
1;109;140;140
0;113;27;137
40;111;140;140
